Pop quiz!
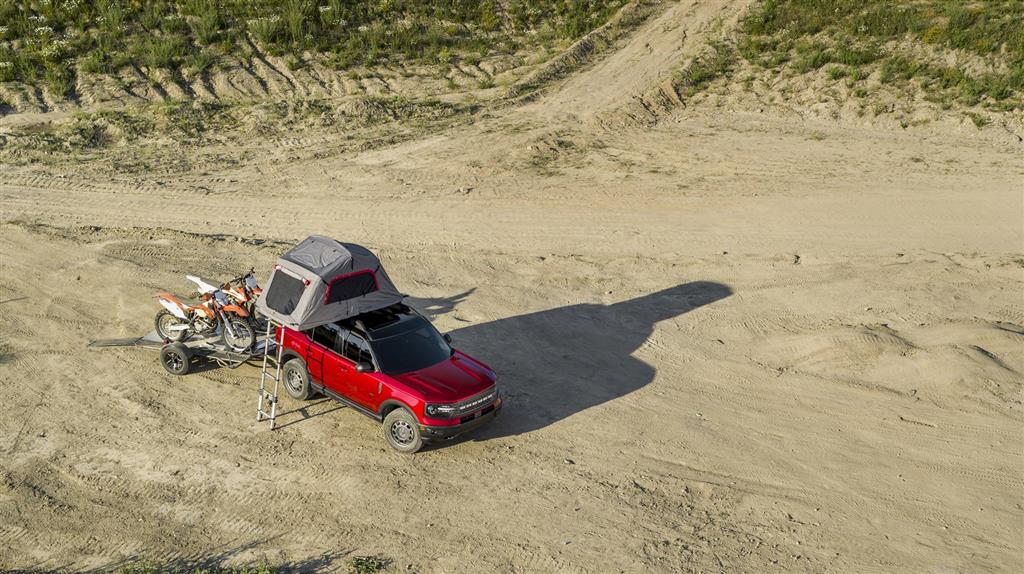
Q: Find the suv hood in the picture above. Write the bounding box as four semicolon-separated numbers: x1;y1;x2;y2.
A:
389;352;494;402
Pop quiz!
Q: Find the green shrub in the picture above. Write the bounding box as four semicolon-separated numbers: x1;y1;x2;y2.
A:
184;0;222;45
187;49;216;76
141;36;183;70
827;66;847;80
349;555;391;574
281;0;310;46
97;0;125;37
675;42;736;97
248;15;281;45
44;65;73;98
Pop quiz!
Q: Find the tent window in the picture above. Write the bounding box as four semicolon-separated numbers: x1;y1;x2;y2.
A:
265;270;305;315
326;271;378;304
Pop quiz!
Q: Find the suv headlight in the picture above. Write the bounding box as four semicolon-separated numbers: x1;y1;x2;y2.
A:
425;403;457;418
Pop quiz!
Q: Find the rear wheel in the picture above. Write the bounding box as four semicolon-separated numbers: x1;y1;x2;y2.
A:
155;310;187;342
383;408;423;454
160;343;191;376
282;358;313;400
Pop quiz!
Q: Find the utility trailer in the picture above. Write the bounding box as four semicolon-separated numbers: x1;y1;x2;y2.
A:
88;328;276;376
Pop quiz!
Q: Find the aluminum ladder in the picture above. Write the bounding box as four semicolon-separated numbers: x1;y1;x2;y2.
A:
256;320;285;429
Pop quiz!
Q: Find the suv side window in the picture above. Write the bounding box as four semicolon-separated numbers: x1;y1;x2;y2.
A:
309;324;338;350
340;331;374;366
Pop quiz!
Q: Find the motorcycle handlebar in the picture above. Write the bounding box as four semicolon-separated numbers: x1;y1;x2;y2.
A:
228;268;257;284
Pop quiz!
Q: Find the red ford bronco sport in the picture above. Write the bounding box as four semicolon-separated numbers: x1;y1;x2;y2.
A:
276;303;500;453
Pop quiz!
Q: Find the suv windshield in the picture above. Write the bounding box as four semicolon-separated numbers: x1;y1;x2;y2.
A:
368;317;451;375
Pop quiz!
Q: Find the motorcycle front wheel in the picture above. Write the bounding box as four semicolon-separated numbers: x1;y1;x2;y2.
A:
155;310;188;342
222;317;255;353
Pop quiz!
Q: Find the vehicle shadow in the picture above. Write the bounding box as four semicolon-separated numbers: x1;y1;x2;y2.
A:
446;281;732;441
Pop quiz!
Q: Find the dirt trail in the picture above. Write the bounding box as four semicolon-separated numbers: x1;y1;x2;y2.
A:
527;0;752;123
0;0;1022;572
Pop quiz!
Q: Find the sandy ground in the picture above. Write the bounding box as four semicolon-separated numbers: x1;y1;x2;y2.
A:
2;1;1023;572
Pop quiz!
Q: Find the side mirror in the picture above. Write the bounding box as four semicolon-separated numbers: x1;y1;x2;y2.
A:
355;361;374;373
443;333;452;343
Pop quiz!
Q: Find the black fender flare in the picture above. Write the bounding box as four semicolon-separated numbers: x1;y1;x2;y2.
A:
378;399;412;422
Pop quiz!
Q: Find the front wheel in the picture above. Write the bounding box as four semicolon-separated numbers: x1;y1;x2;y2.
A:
155;309;187;342
222;317;255;353
383;408;423;454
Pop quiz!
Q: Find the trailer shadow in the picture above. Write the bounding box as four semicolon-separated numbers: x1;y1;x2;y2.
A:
9;539;351;573
448;281;732;442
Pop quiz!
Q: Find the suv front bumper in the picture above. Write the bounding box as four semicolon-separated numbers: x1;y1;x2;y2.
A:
421;399;502;441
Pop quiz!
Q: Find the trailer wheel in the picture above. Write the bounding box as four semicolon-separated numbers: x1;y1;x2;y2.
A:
160;343;192;376
383;408;423;454
282;358;313;400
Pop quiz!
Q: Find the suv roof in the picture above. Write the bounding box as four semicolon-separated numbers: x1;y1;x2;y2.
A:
336;303;423;340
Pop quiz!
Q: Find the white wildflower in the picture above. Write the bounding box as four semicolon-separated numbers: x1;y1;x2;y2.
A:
0;61;13;69
319;5;331;12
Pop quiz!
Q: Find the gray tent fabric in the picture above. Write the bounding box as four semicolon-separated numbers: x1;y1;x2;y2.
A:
256;236;403;330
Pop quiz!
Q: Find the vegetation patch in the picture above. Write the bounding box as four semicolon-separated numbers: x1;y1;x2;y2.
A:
348;555;392;574
737;0;1024;114
0;0;631;101
673;41;736;98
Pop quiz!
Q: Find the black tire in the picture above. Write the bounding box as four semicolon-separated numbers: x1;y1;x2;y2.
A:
383;408;423;454
155;309;187;342
160;343;191;376
222;317;255;353
282;358;313;400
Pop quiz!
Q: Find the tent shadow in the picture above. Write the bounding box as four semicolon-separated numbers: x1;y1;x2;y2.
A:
444;281;732;442
405;288;476;321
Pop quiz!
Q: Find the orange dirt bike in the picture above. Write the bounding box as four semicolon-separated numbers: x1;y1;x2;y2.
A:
154;275;256;352
221;268;264;324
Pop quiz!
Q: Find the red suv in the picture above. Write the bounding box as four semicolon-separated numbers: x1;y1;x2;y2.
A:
276;303;500;453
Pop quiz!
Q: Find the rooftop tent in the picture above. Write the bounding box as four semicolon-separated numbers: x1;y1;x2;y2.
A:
255;236;403;330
